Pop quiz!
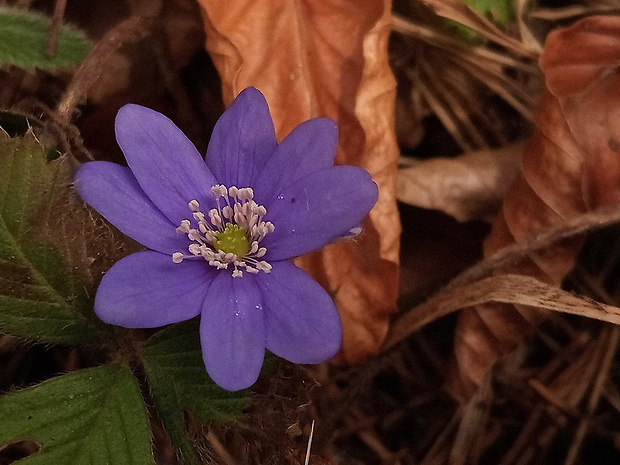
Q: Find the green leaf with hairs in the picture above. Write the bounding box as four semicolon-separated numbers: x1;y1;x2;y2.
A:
0;7;90;70
0;365;152;464
0;135;102;343
141;319;248;464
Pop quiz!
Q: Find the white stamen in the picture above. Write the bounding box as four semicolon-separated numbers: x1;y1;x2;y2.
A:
176;220;191;234
249;241;259;254
188;200;200;211
211;185;228;198
208;209;222;227
172;183;274;277
239;187;254;201
256;261;272;272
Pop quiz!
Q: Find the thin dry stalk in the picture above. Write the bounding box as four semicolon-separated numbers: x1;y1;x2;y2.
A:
563;327;620;465
497;405;545;465
419;0;538;58
449;374;493;465
529;5;620;21
418;59;488;148
45;0;67;57
385;274;620;350
56;15;154;122
446;205;620;294
206;430;237;465
420;412;460;465
413;64;474;151
392;16;538;74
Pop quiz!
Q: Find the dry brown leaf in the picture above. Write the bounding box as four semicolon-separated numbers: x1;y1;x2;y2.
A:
196;0;400;362
397;143;523;222
447;16;620;401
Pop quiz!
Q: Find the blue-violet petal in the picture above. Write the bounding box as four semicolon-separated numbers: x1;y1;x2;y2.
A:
200;272;265;391
261;166;379;261
115;104;217;225
253;118;338;206
74;161;190;254
204;87;277;188
95;251;214;328
260;261;342;364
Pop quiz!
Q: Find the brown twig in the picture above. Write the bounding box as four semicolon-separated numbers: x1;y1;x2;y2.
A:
384;274;620;350
446;205;620;294
56;15;154;123
45;0;68;57
388;205;620;349
564;326;619;465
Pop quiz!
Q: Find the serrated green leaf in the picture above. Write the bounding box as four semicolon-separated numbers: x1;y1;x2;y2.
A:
141;319;247;464
0;136;101;343
0;8;90;70
0;365;153;465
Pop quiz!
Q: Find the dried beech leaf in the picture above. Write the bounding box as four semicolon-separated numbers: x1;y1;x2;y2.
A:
448;16;620;400
397;143;523;222
197;0;400;362
541;15;620;208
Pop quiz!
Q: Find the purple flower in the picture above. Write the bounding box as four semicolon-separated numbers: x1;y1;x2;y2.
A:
74;87;378;391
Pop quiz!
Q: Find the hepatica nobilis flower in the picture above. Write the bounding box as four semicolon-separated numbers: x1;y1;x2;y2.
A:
74;87;378;391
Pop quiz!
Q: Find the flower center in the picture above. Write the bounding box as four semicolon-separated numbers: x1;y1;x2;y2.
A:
213;224;250;257
172;185;274;278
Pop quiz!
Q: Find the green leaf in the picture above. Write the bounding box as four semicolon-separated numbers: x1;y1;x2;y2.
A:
141;319;248;464
0;7;90;70
0;135;101;343
450;0;514;43
462;0;513;26
0;365;153;464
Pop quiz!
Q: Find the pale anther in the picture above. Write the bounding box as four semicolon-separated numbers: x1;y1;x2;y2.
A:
173;183;274;277
188;200;200;211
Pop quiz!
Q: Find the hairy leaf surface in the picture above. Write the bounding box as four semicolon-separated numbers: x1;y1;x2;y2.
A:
0;365;152;464
0;136;101;343
0;8;90;69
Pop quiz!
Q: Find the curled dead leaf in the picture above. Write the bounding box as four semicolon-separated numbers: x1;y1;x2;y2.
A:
197;0;400;362
397;143;523;222
446;16;620;401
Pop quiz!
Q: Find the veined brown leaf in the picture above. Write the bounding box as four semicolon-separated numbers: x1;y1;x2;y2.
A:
448;16;620;400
